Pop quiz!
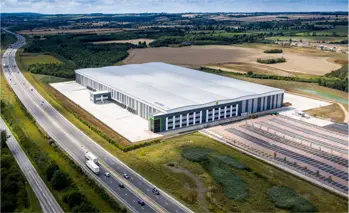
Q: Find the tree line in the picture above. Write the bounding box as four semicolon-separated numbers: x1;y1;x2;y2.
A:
24;34;147;78
149;33;265;47
322;64;348;91
264;49;283;53
200;67;348;92
257;57;286;64
1;130;29;213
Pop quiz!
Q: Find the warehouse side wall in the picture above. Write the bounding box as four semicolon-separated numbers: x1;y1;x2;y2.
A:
76;73;163;119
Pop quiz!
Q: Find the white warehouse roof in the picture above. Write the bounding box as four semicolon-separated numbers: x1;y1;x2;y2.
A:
76;62;284;113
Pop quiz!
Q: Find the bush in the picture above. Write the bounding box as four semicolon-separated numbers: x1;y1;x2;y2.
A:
209;153;250;170
257;57;286;64
45;163;59;181
182;147;211;162
51;170;71;190
182;146;249;201
63;191;85;208
267;186;317;213
1;129;9;148
206;162;248;201
71;201;99;213
264;49;283;53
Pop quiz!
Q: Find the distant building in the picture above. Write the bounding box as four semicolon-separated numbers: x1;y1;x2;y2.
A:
75;62;284;133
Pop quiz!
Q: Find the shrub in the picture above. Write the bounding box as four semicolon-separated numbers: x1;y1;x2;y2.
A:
267;186;317;213
45;163;59;181
209;153;250;170
257;57;286;64
264;49;283;53
63;191;85;208
181;147;211;162
1;130;10;148
71;201;99;213
51;170;71;190
207;164;248;201
182;147;249;201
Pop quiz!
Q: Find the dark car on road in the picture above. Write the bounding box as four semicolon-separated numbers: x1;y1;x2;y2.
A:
152;188;160;195
138;200;145;206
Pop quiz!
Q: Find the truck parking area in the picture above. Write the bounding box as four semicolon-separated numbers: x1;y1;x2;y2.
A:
202;114;348;194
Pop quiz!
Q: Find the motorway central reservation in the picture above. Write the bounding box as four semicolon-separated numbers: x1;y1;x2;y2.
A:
75;62;284;133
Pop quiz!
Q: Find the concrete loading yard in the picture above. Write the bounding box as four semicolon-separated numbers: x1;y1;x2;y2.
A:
202;114;348;195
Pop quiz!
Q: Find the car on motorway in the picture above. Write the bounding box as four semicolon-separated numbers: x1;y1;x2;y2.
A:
118;183;125;188
123;173;129;179
138;200;145;206
152;188;160;195
104;172;110;177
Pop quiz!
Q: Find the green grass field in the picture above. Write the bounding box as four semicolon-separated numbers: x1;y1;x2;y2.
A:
33;73;68;84
18;53;62;70
127;133;347;213
312;26;348;37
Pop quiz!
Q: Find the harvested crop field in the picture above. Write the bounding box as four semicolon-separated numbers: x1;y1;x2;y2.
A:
92;39;154;45
124;45;341;75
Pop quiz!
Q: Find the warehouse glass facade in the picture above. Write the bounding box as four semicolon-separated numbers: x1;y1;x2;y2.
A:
150;93;283;133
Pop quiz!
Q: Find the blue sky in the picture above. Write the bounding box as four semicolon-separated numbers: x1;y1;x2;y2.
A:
1;0;348;14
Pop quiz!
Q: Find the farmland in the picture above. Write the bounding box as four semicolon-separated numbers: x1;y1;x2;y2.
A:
124;45;342;75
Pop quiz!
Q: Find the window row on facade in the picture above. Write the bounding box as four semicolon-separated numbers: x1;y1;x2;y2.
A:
206;104;238;122
166;111;202;130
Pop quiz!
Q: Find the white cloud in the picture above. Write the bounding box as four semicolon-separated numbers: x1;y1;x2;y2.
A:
0;0;347;14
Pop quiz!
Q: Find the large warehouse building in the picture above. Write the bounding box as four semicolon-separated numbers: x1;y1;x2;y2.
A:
76;62;284;133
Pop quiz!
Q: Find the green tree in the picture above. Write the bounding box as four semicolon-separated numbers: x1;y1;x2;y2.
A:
1;130;10;148
45;163;59;181
51;170;71;190
72;202;99;213
63;191;85;208
0;100;6;112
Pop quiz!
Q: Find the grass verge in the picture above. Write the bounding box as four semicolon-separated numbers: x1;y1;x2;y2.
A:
305;103;345;122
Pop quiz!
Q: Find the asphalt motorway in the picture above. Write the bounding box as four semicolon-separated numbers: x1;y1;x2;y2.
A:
0;117;64;213
2;30;192;213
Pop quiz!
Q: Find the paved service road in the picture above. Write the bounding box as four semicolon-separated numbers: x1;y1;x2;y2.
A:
2;29;192;213
0;117;64;213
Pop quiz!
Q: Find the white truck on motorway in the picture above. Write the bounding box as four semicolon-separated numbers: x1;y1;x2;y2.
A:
85;152;98;163
86;160;100;175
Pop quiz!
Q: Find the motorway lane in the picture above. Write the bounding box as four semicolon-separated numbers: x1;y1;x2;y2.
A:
0;118;64;213
3;48;156;213
3;30;191;213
